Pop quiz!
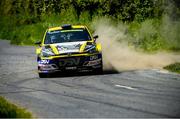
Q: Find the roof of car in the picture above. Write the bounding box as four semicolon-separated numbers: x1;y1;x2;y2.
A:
48;25;86;32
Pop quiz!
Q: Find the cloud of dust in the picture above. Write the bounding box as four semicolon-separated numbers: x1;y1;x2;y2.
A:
93;18;180;71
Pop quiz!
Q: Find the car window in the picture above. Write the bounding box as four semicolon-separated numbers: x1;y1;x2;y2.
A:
44;28;91;44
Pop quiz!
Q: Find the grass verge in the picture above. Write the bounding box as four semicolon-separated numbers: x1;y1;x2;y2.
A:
0;96;32;118
164;62;180;74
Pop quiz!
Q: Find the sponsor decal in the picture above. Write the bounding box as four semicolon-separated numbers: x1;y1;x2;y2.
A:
56;43;81;51
59;58;80;66
90;55;98;60
85;59;101;66
47;30;60;34
38;59;50;64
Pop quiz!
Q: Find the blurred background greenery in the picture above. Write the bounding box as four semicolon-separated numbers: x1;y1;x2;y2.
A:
0;0;180;52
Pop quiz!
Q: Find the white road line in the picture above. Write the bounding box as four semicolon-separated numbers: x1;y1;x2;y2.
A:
115;84;137;90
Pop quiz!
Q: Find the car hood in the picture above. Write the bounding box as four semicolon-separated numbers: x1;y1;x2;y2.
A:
49;41;87;54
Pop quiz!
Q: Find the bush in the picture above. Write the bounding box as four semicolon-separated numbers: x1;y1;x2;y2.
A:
10;23;45;45
164;62;180;73
0;96;32;118
132;19;164;52
160;15;180;51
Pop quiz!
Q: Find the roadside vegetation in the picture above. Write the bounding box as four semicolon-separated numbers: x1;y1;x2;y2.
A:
164;63;180;74
0;0;180;52
0;96;32;118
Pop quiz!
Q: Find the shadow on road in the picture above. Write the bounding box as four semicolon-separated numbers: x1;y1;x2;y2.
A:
43;69;119;78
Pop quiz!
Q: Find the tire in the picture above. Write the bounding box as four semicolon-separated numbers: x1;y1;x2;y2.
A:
39;73;48;78
96;56;103;74
95;66;103;74
94;61;103;74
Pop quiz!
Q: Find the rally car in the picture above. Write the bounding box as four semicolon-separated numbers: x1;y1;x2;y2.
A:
35;24;103;78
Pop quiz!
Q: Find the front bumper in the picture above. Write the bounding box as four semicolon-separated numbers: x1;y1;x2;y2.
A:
37;53;102;73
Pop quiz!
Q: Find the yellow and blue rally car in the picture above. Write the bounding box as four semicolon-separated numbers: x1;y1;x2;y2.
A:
35;24;103;78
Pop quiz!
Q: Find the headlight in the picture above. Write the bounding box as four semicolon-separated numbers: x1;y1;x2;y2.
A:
41;46;55;57
84;44;97;53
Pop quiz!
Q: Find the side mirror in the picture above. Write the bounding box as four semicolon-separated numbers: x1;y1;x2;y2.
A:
35;41;41;46
93;35;98;42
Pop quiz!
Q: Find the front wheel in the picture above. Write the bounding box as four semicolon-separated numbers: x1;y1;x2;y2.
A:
96;65;103;74
39;73;48;78
93;61;103;74
95;56;103;74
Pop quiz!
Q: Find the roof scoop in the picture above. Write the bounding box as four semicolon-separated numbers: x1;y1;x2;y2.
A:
61;24;72;29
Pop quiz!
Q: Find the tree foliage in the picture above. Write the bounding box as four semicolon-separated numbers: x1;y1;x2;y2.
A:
0;0;180;51
1;0;179;23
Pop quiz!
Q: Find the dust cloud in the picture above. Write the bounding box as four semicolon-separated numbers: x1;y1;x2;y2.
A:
93;18;180;71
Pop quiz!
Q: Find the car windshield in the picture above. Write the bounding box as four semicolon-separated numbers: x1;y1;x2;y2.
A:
44;28;91;44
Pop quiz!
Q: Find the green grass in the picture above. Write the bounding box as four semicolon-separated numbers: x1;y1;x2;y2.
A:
164;62;180;74
0;96;32;118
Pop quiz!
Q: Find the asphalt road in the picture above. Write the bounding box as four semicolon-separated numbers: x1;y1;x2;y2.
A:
0;40;180;118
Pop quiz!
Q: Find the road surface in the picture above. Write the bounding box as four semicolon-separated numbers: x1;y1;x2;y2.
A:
0;40;180;118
